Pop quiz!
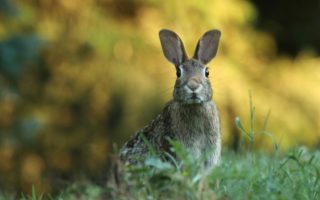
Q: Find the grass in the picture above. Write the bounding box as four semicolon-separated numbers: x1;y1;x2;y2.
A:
3;143;320;200
43;146;319;200
3;95;320;199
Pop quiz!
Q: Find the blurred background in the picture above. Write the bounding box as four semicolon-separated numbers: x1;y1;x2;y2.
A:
0;0;319;194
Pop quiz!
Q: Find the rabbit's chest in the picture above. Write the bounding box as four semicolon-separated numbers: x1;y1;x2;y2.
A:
174;119;215;157
186;134;210;159
168;101;220;163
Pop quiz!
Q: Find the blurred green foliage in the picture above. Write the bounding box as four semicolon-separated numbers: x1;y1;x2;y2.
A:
0;0;319;194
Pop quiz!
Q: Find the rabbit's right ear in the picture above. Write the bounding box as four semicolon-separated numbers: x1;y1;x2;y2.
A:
159;29;187;67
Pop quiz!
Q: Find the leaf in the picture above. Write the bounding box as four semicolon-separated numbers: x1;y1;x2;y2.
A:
145;157;172;170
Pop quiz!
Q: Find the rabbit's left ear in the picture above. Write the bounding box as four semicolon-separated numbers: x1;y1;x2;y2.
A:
193;30;221;64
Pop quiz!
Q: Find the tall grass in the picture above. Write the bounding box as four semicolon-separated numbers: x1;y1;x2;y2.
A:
48;146;319;200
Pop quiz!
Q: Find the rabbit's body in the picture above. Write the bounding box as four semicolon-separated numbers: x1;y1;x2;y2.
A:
120;29;222;168
120;100;221;166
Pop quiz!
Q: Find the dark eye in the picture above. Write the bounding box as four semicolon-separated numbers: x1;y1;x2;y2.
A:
205;67;209;77
176;68;181;77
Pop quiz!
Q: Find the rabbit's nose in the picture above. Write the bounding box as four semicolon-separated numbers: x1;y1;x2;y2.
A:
187;77;201;92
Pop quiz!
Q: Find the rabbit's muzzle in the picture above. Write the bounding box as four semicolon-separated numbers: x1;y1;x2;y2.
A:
183;76;205;104
186;77;202;92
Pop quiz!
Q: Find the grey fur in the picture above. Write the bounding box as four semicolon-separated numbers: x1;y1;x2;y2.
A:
120;29;221;168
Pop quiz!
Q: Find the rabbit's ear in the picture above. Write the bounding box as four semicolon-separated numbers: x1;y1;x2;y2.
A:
159;29;187;67
193;30;221;64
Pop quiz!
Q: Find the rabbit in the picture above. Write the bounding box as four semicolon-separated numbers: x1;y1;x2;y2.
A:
119;29;221;168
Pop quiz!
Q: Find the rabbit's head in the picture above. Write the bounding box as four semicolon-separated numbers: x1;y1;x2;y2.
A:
159;29;221;104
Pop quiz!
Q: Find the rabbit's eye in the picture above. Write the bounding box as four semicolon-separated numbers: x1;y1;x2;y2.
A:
176;68;181;77
205;67;209;77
